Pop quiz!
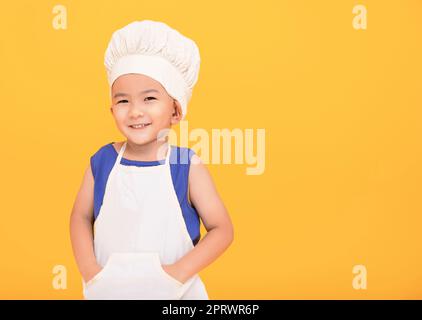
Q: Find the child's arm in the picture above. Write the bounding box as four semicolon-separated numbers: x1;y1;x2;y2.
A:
162;154;234;283
69;165;102;283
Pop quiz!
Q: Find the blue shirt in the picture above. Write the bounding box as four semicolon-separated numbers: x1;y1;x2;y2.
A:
90;142;201;246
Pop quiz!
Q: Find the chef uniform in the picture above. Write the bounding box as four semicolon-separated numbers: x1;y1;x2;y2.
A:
82;20;207;299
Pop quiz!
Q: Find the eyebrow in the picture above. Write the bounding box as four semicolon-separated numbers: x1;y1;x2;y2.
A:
113;89;159;99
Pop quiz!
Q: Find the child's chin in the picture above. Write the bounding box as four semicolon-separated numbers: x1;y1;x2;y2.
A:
126;133;155;145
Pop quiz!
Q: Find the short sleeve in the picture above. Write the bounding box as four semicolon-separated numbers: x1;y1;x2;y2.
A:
90;155;96;179
188;148;196;164
89;145;106;180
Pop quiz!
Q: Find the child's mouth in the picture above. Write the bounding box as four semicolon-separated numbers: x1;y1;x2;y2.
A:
129;123;152;130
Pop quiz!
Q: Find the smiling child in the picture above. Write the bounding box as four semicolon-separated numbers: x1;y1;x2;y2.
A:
69;20;234;300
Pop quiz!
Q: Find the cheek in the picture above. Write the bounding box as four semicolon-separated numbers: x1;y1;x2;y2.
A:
112;108;128;124
150;103;173;118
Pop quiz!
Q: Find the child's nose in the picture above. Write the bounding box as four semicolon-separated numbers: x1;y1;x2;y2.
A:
128;103;146;117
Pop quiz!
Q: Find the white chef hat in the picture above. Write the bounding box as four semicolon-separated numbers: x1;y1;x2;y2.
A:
104;20;201;120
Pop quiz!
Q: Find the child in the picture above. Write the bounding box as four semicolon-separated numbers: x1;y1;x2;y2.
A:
69;20;234;300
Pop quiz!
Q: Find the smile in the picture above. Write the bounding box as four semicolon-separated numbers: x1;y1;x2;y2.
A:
129;123;151;129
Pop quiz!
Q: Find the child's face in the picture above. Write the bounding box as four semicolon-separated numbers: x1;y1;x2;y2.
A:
110;73;182;145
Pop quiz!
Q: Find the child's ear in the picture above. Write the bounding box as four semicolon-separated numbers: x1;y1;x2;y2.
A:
171;100;183;125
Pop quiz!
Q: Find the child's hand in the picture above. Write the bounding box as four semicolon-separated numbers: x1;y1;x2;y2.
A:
83;264;103;283
161;264;187;284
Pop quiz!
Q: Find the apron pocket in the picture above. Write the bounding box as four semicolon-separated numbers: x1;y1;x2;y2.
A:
85;264;109;287
84;252;183;300
152;252;184;287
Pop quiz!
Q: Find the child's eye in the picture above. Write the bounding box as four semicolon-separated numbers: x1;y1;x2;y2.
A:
145;97;156;101
117;100;128;104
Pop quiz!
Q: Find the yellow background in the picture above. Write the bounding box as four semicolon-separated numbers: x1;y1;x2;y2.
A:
0;0;421;299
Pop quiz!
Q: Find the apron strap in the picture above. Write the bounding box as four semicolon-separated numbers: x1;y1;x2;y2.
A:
164;143;172;165
116;141;127;164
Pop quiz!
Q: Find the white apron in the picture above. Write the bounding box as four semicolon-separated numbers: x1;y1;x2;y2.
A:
82;141;209;300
